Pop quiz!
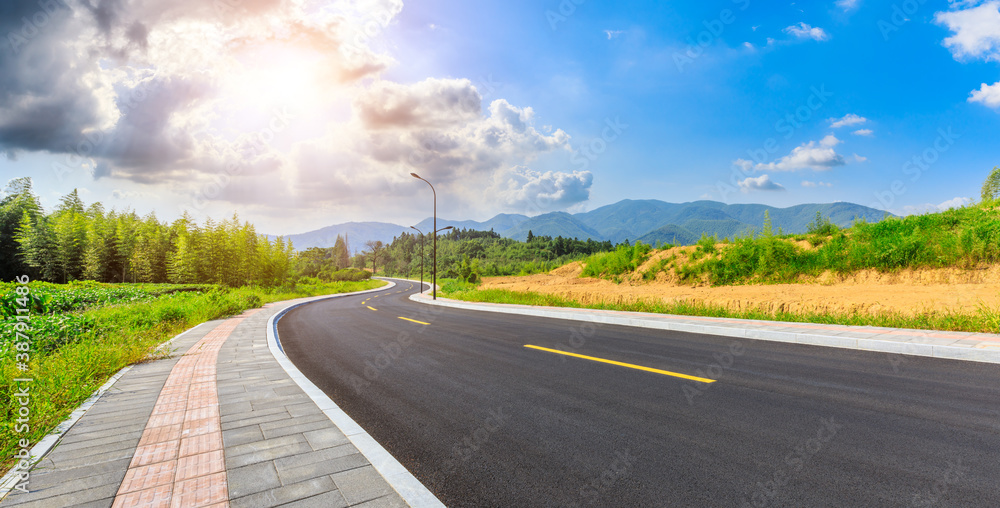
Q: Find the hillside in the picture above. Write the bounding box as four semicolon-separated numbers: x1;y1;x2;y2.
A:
276;199;892;250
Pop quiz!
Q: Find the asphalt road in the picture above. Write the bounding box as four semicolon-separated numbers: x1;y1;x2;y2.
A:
277;278;1000;507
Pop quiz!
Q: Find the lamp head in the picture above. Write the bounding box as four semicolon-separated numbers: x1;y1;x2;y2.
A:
410;172;420;179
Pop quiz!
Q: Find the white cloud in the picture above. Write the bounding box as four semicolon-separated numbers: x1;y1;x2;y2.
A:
784;23;829;41
829;113;867;128
969;80;1000;107
801;181;833;188
852;128;874;136
836;0;861;10
738;174;785;193
490;166;593;210
604;30;624;39
894;197;972;215
853;154;868;163
935;1;1000;61
739;135;847;172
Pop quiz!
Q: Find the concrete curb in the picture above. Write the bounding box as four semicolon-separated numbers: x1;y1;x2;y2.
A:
267;280;446;508
409;293;1000;365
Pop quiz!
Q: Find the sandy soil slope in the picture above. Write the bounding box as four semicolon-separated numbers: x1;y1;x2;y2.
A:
480;257;1000;316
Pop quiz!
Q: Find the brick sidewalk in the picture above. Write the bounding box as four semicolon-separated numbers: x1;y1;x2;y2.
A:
3;299;409;508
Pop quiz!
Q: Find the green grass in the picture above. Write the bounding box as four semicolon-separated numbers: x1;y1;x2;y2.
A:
440;286;1000;334
0;279;384;471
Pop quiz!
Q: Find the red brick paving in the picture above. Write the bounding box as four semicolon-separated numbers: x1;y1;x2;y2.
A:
112;310;262;508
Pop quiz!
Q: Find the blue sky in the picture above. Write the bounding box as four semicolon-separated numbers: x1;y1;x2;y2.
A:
1;0;998;233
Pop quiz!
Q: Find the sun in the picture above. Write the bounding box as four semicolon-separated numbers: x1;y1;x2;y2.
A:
225;45;328;115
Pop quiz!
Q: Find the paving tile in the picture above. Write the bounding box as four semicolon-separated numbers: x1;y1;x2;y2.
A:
222;425;265;447
352;495;409;508
331;466;396;505
172;471;228;507
175;450;227;482
229;476;337;508
302;427;350;451
278;490;350;508
276;452;369;485
227;461;281;499
260;418;333;441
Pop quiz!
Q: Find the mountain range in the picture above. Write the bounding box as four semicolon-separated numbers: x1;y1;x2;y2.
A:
275;199;892;251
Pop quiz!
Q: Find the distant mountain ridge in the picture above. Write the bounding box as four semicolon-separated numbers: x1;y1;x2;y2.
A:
274;199;891;250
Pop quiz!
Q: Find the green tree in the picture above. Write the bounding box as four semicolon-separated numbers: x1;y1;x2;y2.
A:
981;166;1000;203
332;235;350;269
16;212;59;281
0;177;42;280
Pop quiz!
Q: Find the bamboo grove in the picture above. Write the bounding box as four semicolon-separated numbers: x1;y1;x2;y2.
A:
0;178;294;286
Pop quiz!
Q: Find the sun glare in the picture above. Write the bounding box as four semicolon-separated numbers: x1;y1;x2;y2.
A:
226;46;326;114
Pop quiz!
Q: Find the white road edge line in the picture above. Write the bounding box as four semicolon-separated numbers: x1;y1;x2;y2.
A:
0;321;215;501
267;279;446;508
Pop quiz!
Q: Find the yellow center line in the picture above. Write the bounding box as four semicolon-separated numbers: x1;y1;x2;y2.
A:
367;306;377;311
398;316;430;325
523;345;715;383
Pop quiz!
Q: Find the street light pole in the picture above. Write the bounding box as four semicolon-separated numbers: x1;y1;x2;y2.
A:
409;225;424;293
411;173;438;299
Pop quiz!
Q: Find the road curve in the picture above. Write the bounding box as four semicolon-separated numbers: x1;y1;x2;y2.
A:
276;278;1000;507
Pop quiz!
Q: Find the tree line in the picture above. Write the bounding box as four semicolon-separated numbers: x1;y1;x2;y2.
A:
349;227;618;282
0;178;294;286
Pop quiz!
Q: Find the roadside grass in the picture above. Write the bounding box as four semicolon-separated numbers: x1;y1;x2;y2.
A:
0;279;384;472
440;286;1000;334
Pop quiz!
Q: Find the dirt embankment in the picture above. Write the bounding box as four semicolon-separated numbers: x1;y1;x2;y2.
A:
481;252;1000;316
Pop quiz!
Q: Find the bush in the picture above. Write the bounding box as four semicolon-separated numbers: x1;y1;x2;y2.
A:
581;242;652;279
328;269;372;282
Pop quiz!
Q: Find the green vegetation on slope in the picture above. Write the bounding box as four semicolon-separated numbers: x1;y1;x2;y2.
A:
611;204;1000;286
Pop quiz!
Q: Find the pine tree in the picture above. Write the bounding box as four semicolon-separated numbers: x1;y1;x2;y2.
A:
332;235;350;269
